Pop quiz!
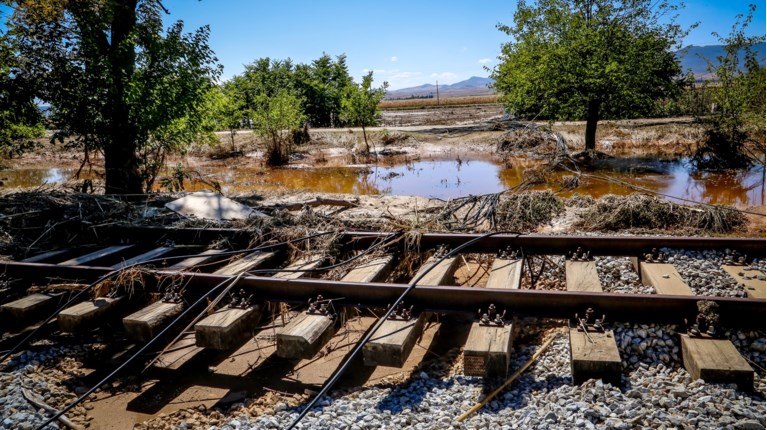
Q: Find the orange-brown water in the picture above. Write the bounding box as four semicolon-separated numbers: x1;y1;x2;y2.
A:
1;156;764;208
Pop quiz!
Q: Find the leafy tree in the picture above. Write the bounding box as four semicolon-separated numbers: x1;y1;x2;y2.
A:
693;4;765;169
205;83;245;152
294;53;354;127
341;71;387;153
0;31;44;158
239;58;296;112
251;90;305;166
492;0;689;154
4;0;221;193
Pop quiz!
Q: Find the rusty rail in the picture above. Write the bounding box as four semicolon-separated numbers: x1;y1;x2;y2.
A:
106;226;766;257
2;261;763;328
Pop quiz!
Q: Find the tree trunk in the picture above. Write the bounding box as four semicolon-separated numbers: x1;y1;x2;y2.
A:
104;1;142;195
362;125;370;153
584;99;600;153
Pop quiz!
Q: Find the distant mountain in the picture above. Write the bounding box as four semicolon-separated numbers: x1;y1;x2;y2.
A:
385;44;765;99
385;76;495;99
677;42;765;78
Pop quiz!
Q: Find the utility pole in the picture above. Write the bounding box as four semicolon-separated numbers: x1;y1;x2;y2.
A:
436;80;440;106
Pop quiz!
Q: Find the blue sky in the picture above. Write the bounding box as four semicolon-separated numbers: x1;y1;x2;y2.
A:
162;0;765;89
2;1;765;89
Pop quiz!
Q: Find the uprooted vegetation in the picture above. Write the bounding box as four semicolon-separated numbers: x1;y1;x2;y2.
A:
0;187;754;263
495;123;565;156
433;190;564;232
574;193;746;234
496;127;552;152
495;191;565;231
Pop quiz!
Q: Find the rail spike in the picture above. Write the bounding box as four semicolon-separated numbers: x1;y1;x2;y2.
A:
498;246;520;261
685;300;721;338
228;288;254;309
478;304;506;327
387;301;414;321
568;247;591;262
575;307;606;333
643;248;667;263
307;294;336;318
161;285;183;304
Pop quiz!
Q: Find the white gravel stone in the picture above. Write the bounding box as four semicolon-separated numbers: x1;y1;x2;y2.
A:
200;320;764;430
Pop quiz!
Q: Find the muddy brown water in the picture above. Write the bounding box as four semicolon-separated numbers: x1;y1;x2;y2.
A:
1;155;764;208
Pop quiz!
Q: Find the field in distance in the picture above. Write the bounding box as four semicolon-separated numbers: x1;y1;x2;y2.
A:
379;95;500;110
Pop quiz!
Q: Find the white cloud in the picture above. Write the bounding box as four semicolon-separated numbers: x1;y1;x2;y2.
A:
364;69;426;90
392;71;422;79
461;47;468;52
429;72;457;81
390;56;398;62
478;58;493;64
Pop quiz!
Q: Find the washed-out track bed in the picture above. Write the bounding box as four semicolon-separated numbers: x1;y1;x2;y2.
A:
0;227;764;430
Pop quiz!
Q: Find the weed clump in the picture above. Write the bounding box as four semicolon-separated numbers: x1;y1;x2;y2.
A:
495;191;565;232
496;128;551;152
575;193;745;234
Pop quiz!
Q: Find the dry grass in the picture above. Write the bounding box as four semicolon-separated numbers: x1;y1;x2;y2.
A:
575;193;746;234
495;191;565;232
550;119;705;155
379;95;500;110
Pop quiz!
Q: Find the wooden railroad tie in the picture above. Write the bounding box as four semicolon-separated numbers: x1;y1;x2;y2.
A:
277;255;395;360
566;249;621;385
123;300;185;343
194;250;276;350
681;334;754;390
1;293;63;329
362;253;459;368
462;250;521;378
58;245;135;267
721;264;765;299
58;297;124;334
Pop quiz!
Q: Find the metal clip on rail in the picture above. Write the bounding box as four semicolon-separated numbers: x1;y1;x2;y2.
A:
643;248;667;263
724;249;748;266
161;285;183;304
569;247;591;262
387;301;414;321
307;294;335;318
228;288;254;309
478;304;506;327
498;246;520;261
686;301;721;338
575;307;606;333
433;244;451;259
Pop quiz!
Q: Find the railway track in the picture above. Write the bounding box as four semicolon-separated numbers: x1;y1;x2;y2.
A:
0;226;764;429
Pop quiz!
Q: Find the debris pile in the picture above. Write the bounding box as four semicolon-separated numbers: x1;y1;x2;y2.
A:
575;194;746;234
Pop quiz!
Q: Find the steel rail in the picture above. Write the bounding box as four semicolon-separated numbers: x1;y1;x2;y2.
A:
107;226;766;257
2;261;764;328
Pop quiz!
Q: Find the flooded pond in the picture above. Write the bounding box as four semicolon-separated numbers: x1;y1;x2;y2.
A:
1;155;764;208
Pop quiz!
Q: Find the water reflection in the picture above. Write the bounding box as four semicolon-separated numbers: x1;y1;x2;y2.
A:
1;156;764;208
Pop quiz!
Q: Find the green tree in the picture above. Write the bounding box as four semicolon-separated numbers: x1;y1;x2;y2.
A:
492;0;689;154
206;83;246;152
294;53;354;127
693;4;765;169
251;90;305;166
341;71;387;154
0;31;44;158
5;0;220;193
239;58;295;111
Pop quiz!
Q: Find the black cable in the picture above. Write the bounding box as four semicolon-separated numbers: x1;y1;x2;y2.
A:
285;230;516;430
245;231;403;276
0;230;334;366
32;273;241;430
